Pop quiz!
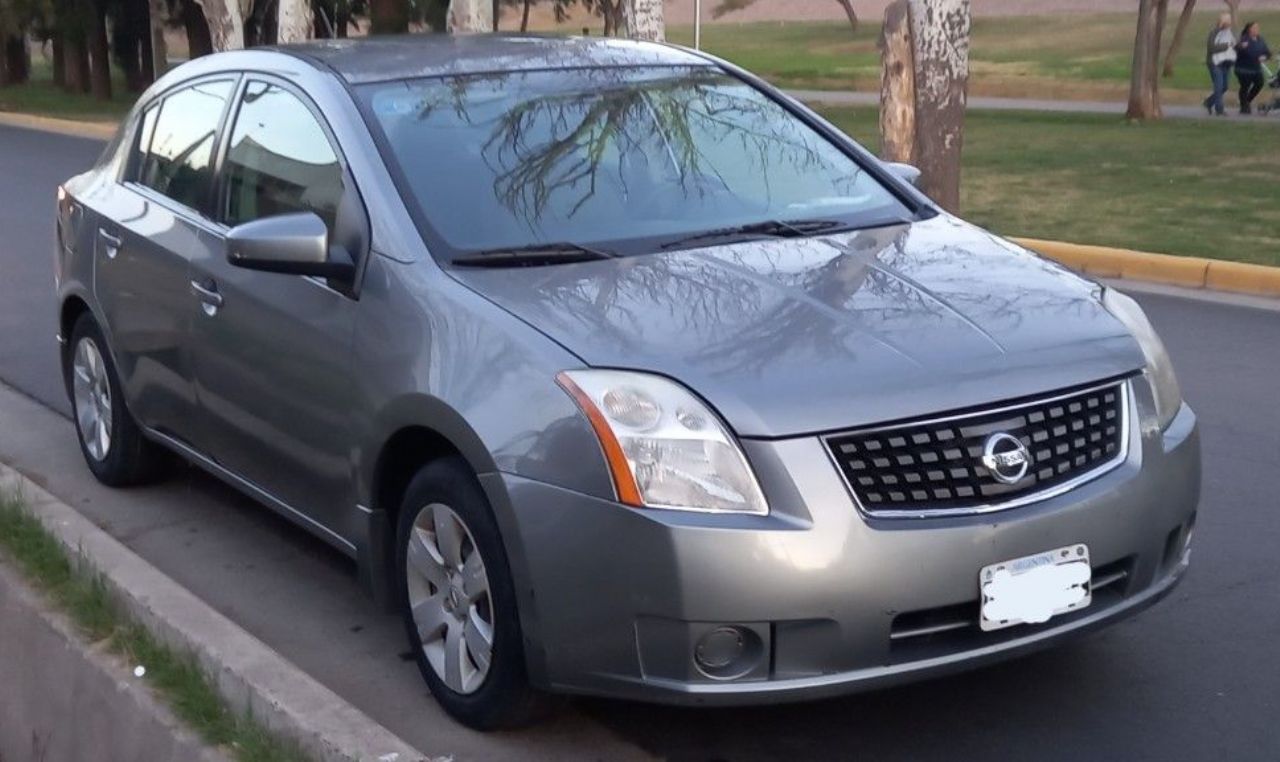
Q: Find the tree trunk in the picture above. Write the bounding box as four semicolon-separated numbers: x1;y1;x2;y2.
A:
63;35;90;93
879;0;916;163
140;3;156;83
370;0;409;33
278;0;313;42
148;0;168;78
1;36;30;85
88;0;112;100
1126;0;1168;120
914;0;970;211
116;33;144;91
521;0;531;31
834;0;859;34
1224;0;1239;30
193;0;245;50
183;0;215;56
622;0;665;41
447;0;492;33
52;35;66;87
1162;0;1196;77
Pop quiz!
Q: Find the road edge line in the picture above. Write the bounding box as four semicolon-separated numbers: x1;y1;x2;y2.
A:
0;462;433;762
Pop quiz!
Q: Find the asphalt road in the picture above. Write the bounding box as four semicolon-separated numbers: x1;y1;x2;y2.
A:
2;123;1279;761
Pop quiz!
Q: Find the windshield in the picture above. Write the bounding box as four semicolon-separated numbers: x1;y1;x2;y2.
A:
359;66;911;257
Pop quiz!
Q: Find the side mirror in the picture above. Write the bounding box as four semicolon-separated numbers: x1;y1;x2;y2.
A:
226;212;354;282
885;162;923;188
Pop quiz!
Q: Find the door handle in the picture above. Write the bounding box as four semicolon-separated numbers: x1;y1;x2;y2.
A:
190;280;224;314
98;229;122;259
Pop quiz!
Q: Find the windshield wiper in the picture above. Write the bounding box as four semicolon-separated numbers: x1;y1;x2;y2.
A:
451;242;620;268
658;218;851;250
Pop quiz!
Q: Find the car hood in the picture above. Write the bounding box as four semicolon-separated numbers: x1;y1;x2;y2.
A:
452;215;1145;438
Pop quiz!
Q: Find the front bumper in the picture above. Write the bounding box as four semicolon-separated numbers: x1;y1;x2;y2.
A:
490;388;1200;706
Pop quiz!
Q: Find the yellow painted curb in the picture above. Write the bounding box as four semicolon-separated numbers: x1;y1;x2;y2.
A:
0;112;118;141
1013;237;1280;298
1204;260;1280;298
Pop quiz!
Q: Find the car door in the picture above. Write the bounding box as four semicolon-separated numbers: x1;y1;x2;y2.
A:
186;77;365;539
92;77;237;440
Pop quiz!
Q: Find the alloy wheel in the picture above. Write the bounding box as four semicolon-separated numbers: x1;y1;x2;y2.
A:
405;502;494;695
72;337;113;462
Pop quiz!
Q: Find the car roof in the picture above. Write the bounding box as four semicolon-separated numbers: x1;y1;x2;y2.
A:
274;34;715;85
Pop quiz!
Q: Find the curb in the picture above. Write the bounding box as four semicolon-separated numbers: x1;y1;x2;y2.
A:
1013;238;1280;299
0;111;118;140
0;463;431;762
0;561;228;762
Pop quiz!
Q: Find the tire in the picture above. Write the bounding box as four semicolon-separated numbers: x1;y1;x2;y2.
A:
65;313;168;487
395;457;543;729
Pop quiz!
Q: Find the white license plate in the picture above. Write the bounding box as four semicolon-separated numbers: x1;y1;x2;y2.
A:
979;544;1092;632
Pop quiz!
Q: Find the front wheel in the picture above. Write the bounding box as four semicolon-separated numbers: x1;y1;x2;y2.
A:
395;457;543;729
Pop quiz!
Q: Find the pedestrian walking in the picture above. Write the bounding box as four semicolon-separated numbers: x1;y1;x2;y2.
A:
1205;13;1238;116
1235;21;1273;114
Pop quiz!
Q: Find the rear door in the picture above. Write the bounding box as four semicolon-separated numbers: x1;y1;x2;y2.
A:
186;77;365;539
92;77;237;440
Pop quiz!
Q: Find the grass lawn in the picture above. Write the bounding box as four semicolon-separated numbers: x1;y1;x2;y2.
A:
0;60;135;122
818;106;1280;266
667;11;1280;105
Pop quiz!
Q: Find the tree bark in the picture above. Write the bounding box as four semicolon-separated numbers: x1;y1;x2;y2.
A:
447;0;492;33
834;0;859;34
278;0;313;43
63;35;91;93
521;0;531;31
1162;0;1195;77
1;36;30;85
908;0;970;210
879;0;916;163
193;0;245;50
88;0;112;100
148;0;168;78
370;0;409;33
1161;0;1196;77
1224;0;1239;30
622;0;665;41
1126;0;1168;120
52;35;66;87
183;0;215;57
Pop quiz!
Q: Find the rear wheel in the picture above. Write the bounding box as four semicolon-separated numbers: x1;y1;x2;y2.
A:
395;457;542;729
66;314;167;486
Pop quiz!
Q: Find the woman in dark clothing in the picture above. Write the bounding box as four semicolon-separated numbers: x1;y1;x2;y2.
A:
1236;21;1272;114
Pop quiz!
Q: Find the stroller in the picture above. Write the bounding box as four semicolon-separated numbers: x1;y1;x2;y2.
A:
1261;62;1280;115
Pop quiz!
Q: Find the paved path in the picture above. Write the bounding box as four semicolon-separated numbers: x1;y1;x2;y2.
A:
788;89;1280;122
3;122;1280;761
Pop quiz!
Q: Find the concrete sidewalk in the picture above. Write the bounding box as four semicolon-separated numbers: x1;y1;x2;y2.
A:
787;89;1280;123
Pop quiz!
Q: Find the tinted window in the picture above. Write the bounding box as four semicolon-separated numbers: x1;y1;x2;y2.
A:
139;79;234;211
221;81;343;230
360;67;907;256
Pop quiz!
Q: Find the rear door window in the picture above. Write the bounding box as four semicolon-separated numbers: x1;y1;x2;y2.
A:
137;79;235;213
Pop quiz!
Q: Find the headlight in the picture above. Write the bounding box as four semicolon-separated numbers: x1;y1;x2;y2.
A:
1102;288;1182;430
557;369;768;515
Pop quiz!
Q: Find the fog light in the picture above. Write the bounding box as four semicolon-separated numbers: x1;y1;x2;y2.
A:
693;625;762;679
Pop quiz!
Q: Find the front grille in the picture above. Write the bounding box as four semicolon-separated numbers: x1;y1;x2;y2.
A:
825;380;1129;517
